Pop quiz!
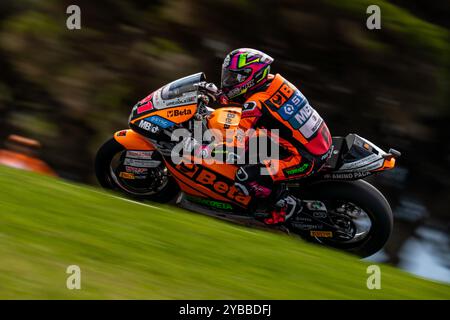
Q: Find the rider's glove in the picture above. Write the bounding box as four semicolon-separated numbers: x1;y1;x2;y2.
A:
196;82;224;103
197;81;219;95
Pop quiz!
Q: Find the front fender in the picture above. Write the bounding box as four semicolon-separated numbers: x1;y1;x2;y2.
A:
113;129;156;151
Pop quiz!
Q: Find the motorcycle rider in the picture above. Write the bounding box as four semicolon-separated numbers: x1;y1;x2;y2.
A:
201;48;332;225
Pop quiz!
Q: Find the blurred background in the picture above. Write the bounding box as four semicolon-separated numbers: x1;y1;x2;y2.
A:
0;0;448;283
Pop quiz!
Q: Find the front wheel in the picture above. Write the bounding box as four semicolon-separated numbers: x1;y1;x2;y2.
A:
94;137;179;202
290;180;393;257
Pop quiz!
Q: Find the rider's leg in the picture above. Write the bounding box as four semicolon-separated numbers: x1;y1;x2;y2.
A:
261;137;333;224
234;163;302;225
234;134;323;225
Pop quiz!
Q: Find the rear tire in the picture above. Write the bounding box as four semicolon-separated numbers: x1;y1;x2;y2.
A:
294;180;393;257
94;137;179;203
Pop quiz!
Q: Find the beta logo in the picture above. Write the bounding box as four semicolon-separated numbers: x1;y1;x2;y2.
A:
177;163;252;207
167;109;192;118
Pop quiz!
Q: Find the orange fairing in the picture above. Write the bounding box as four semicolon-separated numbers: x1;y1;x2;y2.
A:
207;107;242;142
164;160;252;207
376;158;396;171
372;157;396;172
113;129;156;150
131;104;198;125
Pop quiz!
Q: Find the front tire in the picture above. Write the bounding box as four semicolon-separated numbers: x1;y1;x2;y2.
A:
293;180;393;257
94;137;179;203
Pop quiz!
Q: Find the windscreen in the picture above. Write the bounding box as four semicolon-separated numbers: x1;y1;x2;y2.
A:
161;72;206;100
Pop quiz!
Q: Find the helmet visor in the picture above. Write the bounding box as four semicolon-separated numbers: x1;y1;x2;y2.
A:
221;69;251;88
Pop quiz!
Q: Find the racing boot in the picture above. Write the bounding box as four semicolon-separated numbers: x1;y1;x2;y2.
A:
263;193;302;225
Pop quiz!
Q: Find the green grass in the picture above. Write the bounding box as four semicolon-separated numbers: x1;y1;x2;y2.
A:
0;166;448;299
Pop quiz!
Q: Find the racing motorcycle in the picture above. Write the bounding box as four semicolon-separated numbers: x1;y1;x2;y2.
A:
95;73;401;257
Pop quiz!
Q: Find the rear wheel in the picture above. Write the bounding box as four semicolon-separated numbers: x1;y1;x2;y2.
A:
290;180;393;257
94;138;179;202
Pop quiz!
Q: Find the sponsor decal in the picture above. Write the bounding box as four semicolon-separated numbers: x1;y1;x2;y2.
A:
323;171;372;179
177;163;251;206
287;104;313;129
119;172;135;180
295;105;313;124
223;111;238;129
116;130;127;137
306;201;327;211
295;216;313;223
136;96;154;115
137;103;153;114
124;158;161;168
242;101;257;111
265;85;323;140
152;88;197;109
297;110;323;139
227;79;255;98
138;120;160;133
135;94;154;114
166;108;192;118
146;115;174;129
235;167;249;182
265;92;287;110
279;82;295;98
283;104;295;116
277;90;307;120
291;223;323;230
165;95;196;107
310;231;333;238
187;196;233;210
321;146;333;161
241;101;262;118
126;151;153;160
312;211;328;218
284;163;310;176
125;166;148;174
265;82;296;110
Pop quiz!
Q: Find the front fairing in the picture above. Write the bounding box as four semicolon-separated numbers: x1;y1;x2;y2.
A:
128;72;206;124
128;73;206;135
